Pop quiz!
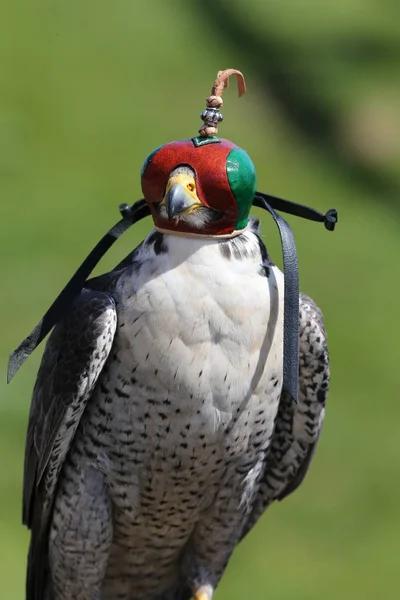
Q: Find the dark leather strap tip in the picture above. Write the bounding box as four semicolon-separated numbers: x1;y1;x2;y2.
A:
324;209;338;231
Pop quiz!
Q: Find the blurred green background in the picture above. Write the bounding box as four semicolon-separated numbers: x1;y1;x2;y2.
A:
1;0;399;598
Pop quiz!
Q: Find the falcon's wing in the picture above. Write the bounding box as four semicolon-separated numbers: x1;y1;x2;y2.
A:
242;293;330;537
23;288;117;600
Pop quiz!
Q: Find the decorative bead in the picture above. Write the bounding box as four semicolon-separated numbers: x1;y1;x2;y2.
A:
206;95;223;108
199;125;218;137
200;107;223;127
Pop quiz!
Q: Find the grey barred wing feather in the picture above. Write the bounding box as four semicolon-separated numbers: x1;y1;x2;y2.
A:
23;289;117;600
243;293;330;537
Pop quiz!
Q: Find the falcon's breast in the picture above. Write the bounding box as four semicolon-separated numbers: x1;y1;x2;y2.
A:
83;221;284;511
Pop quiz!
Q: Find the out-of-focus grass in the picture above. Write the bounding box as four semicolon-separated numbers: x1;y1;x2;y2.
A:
1;1;399;599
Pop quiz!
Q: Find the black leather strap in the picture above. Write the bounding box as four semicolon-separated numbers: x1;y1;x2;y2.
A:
254;192;338;231
7;195;337;387
254;192;337;403
255;194;299;403
7;201;150;382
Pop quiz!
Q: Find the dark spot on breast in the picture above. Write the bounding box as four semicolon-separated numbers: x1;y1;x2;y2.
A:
85;448;97;460
219;242;231;260
259;265;270;277
256;235;273;277
147;230;167;255
117;373;129;386
97;423;111;435
114;387;130;399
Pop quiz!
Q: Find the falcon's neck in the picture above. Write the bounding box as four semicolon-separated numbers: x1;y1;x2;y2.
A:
140;217;268;275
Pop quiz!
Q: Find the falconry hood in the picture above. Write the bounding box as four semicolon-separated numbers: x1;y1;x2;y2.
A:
141;70;256;237
7;68;338;404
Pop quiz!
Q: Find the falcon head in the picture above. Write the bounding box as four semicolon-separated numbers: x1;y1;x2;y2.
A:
159;165;219;229
141;137;257;236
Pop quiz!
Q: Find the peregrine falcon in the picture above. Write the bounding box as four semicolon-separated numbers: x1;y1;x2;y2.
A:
16;70;332;600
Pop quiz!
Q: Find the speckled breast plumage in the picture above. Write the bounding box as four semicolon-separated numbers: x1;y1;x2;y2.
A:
50;227;284;600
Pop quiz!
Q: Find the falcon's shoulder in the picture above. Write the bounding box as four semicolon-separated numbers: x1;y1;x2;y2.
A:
242;293;330;537
24;288;117;527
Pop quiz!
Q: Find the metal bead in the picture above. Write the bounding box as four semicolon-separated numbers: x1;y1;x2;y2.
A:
200;107;223;127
